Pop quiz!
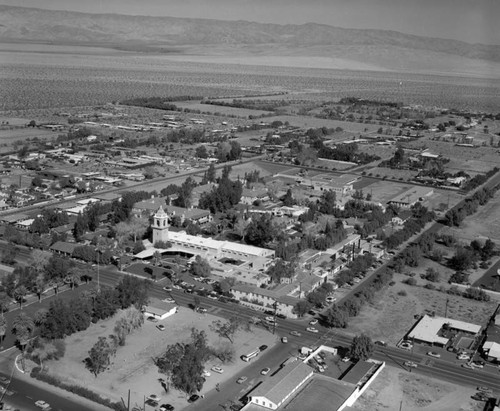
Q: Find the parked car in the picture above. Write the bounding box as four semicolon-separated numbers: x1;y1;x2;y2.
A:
462;363;474;369
290;331;302;337
202;369;211;377
156;324;166;331
236;376;248;384
477;386;490;392
163;297;175;304
400;342;412;350
147;394;161;403
427;351;441;358
35;400;51;409
281;337;288;343
147;316;158;323
163;286;172;292
159;404;174;411
471;361;484;369
309;319;318;325
471;392;489;402
259;345;268;351
172;284;182;290
261;367;271;375
195;307;207;313
403;361;418;368
211;366;224;374
187;394;200;403
374;341;387;347
457;354;470;360
306;327;319;333
341;356;351;363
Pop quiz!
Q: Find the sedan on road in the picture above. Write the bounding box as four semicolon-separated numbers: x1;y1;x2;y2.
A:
427;351;441;358
236;376;248;384
259;345;268;351
261;367;271;375
462;363;474;369
35;401;51;409
403;361;418;368
290;331;302;337
306;327;319;333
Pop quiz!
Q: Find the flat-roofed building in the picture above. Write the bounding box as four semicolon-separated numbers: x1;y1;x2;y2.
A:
407;315;481;347
247;362;313;410
387;186;434;208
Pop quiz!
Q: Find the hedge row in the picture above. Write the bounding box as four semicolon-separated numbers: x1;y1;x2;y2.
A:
30;367;126;411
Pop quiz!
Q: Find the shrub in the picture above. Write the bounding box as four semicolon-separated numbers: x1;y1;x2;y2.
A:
405;278;417;286
424;283;436;290
397;290;407;296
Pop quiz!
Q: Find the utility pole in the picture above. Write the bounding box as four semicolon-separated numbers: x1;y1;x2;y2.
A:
445;298;449;318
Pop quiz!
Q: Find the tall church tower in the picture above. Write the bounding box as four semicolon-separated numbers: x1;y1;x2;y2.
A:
152;206;169;245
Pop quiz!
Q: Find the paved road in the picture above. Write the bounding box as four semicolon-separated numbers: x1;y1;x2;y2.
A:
1;371;109;411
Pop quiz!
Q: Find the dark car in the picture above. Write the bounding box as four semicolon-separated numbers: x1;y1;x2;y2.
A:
259;345;268;352
374;341;387;347
160;405;174;411
187;394;200;403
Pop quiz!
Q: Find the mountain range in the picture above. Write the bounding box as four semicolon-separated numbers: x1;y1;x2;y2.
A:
1;5;499;75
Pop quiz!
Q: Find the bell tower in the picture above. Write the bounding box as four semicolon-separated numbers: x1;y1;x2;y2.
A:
152;206;169;244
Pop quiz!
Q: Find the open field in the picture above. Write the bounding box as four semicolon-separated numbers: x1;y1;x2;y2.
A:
363;166;418;182
356;180;412;205
0;127;57;146
352;366;481;411
45;306;277;410
2;48;500;112
404;139;500;175
262;115;383;133
345;278;497;344
438;189;500;242
172;101;273;118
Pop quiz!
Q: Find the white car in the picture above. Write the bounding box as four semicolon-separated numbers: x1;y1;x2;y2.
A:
457;354;470;360
427;351;441;358
35;400;51;409
403;361;418;368
211;366;224;374
202;369;211;377
261;367;271;375
341;356;351;363
306;327;319;333
309;319;318;325
163;297;175;304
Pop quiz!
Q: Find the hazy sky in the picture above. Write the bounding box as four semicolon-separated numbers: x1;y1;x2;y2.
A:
2;0;499;45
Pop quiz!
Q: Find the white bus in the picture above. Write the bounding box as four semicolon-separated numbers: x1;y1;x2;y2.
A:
241;349;260;362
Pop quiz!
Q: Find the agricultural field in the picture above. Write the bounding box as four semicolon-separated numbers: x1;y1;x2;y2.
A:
172;101;273;118
362;166;418;182
0;127;57;149
404;139;500;175
262;114;383;133
2;48;500;112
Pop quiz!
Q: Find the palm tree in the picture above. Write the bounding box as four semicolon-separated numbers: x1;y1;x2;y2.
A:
31;339;58;370
35;277;46;303
13;286;28;309
12;312;35;371
0;316;7;344
33;308;49;327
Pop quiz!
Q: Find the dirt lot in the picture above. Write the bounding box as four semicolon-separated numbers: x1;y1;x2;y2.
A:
44;306;277;410
350;366;482;411
345;277;497;344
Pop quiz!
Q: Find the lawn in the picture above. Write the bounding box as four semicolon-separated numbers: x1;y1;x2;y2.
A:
43;306;277;410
